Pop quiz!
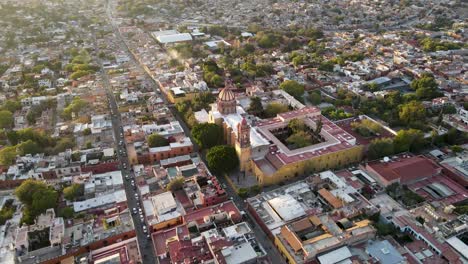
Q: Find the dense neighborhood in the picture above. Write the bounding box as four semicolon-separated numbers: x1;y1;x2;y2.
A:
0;0;467;264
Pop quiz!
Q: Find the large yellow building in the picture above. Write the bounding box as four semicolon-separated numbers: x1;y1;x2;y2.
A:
209;86;363;186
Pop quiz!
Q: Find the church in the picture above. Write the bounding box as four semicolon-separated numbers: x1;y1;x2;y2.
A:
208;82;364;186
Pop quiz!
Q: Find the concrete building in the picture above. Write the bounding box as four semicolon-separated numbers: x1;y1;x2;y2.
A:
209;83;363;186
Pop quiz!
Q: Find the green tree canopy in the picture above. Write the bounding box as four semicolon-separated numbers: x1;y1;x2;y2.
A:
63;184;84;201
307;91;322;105
394;129;426;153
16;140;41;156
286;131;313;148
62;97;88;120
351;119;382;137
280;80;305;101
410;74;441;100
206;145;239;175
15;179;49;207
368;138;394;160
0;146;17;166
399;101;426;126
166;177;185;192
147;133;169;148
15;179;58;224
1;100;21;113
248;96;264;116
31;188;58;216
58;207;74;219
191;123;223;149
265;102;289;118
0;110;14;129
288;118;306;133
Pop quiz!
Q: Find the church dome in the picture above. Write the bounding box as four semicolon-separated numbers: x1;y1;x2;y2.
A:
218;87;235;101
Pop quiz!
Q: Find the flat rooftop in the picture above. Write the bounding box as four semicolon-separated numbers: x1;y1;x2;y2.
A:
247;180;323;235
254;107;358;172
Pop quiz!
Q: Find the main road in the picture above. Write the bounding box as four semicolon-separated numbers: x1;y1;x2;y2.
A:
104;1;285;263
93;32;156;262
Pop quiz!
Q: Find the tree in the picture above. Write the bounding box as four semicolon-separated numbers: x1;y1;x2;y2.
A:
210;74;224;87
318;61;334;72
368;138;394;160
31;188;58;216
17;140;41;156
410;74;441;100
314;118;323;137
0;199;15;225
307;91;321;105
280;80;305;101
85;141;93;149
394;129;426;153
0;146;17;166
287;131;313;148
265;102;289;118
0;110;14;129
351;119;382;137
52;137;75;154
83;128;91;136
256;32;279;49
15;180;58;224
248;96;263;116
166;177;185;192
206;145;239;175
15;180;49;207
288;119;306;133
238;188;249;198
58;207;74;219
1;100;21;113
368;82;379;92
450;145;463;153
63;184;84;201
191;123;223;149
147;133;169;148
399;101;426;126
62;97;88;120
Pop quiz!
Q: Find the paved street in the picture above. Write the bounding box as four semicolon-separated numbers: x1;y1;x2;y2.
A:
102;1;286;263
96;48;156;263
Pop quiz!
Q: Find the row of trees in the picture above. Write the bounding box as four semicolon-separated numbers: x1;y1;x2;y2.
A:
175;91;215;128
15;180;59;225
61;97;88;120
0;128;75;165
366;129;425;160
190;122;239;175
247;97;290;118
367;127;465;160
280;80;305;102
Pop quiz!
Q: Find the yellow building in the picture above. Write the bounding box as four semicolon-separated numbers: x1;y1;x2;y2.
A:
275;216;375;264
209;86;364;186
165;88;199;104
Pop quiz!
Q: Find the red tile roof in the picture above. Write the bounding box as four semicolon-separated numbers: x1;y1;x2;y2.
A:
184;201;241;225
152;225;189;256
367;156;442;184
395;215;462;263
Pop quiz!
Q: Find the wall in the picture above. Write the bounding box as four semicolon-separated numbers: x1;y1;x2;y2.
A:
274;235;299;264
38;230;136;264
81;161;120;174
254;145;364;186
137;145;193;165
